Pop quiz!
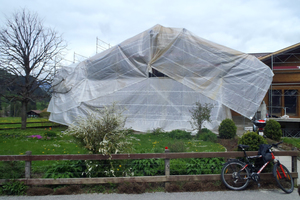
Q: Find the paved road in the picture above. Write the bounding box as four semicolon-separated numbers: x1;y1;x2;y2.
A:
0;189;299;200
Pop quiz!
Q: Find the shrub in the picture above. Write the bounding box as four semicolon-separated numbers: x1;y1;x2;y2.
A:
189;102;213;134
238;131;267;151
65;103;132;155
197;128;217;143
264;119;282;141
218;118;237;139
168;129;192;139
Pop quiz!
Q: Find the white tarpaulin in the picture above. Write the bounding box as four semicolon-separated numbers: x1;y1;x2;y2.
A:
48;24;273;132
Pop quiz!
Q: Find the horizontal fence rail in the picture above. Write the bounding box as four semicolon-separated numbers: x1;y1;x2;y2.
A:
0;151;298;186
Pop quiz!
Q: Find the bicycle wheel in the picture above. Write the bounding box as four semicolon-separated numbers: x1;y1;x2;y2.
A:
221;161;250;190
273;163;294;193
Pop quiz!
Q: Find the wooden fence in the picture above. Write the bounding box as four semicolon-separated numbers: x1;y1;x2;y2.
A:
0;150;298;186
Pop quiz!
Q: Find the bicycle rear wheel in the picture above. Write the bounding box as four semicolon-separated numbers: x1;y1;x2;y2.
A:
221;161;250;190
273;163;294;193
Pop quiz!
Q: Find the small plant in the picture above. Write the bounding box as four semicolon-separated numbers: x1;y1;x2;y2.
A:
264;119;282;141
130;159;164;176
44;160;86;179
168;129;192;139
218;118;237;139
186;158;224;175
2;180;27;195
167;141;186;152
0;161;24;179
238;131;267;151
197;128;217;143
189;102;213;134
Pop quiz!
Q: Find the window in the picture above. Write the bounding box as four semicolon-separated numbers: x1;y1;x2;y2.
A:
284;90;298;116
271;90;282;116
270;89;298;117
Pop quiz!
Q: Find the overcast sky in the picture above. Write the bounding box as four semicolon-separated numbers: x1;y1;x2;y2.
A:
1;0;300;65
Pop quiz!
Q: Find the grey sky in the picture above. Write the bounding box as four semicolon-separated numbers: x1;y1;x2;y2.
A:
1;0;300;64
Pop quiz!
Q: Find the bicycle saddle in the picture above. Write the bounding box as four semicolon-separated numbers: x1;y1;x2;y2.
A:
238;144;250;149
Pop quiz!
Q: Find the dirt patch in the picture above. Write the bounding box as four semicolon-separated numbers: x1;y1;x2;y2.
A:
27;187;53;196
217;138;239;151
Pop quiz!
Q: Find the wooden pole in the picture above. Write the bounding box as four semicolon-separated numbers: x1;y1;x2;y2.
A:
25;151;31;179
164;147;170;188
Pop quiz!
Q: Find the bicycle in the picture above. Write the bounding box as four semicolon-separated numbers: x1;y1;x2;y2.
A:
221;141;294;193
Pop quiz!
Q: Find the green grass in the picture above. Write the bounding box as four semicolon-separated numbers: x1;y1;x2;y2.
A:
130;133;225;153
0;117;49;123
282;137;300;149
0;127;89;175
0;117;57;129
0;119;226;178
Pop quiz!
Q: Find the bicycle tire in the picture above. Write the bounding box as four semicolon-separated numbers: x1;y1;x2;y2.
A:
273;163;294;193
221;160;250;190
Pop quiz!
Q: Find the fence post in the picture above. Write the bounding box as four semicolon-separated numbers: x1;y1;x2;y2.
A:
292;154;298;186
164;147;170;188
25;151;31;179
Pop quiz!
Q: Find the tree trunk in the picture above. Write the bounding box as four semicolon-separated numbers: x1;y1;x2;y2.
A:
21;100;28;130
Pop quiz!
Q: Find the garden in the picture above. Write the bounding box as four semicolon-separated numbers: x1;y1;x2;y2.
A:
0;104;299;195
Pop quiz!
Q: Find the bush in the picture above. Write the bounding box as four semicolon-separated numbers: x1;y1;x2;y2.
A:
65;103;132;155
168;129;192;139
218;119;237;139
264;119;282;141
238;131;267;151
197;128;217;143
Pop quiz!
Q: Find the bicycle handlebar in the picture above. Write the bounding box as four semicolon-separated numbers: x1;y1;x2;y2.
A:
271;141;283;148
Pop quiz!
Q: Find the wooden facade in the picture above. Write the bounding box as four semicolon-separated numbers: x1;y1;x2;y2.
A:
259;43;300;118
232;43;300;119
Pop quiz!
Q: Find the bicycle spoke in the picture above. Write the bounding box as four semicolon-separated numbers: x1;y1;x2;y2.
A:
221;161;250;190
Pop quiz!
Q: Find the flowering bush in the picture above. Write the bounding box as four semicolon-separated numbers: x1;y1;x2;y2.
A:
65;103;132;155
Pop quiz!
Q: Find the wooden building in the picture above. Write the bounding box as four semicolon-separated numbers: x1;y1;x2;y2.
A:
249;43;300;137
256;43;300;118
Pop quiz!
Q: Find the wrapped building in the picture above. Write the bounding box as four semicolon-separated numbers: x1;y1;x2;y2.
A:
48;24;273;132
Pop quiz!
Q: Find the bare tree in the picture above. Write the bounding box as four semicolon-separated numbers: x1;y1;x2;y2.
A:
0;9;67;129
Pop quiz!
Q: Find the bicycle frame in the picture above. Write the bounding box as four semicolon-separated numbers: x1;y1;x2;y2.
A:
240;149;287;180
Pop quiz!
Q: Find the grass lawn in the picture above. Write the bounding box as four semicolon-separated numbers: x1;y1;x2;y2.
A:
130;133;225;153
0;127;89;175
282;137;300;149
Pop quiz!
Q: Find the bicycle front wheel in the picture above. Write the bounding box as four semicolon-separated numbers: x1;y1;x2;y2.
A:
221;161;250;190
273;163;294;193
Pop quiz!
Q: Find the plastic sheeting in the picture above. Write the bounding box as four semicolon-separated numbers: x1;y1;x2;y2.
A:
48;24;273;132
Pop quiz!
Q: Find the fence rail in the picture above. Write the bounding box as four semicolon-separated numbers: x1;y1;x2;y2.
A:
0;150;298;186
